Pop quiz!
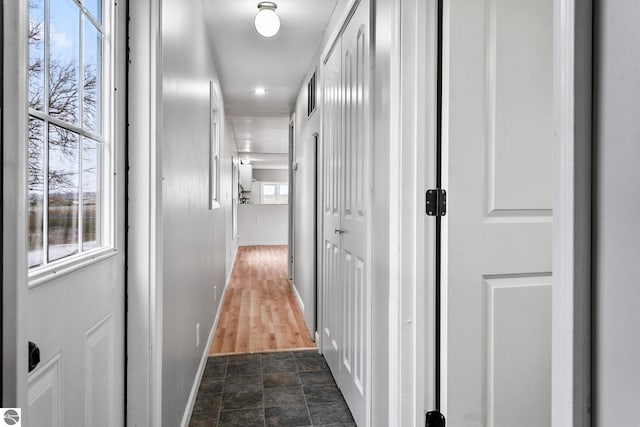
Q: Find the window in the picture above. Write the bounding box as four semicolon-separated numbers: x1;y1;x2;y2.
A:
261;182;288;205
28;0;110;268
307;70;317;117
209;82;221;209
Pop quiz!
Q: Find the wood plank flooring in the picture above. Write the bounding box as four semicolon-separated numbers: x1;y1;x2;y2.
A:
210;245;316;355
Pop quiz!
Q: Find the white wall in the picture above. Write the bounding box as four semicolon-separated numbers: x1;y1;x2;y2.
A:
238;204;288;246
160;0;237;424
253;169;289;182
594;2;640;424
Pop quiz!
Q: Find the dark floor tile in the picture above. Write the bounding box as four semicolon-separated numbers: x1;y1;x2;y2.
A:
227;354;261;364
224;373;262;387
223;381;262;393
313;424;356;427
208;356;229;364
293;350;322;359
226;361;261;376
199;377;224;394
308;402;354;425
189;412;218;427
193;392;222;414
262;358;298;374
303;385;344;404
204;360;227;378
296;357;328;372
218;408;264;427
265;404;311;426
261;351;294;361
221;384;263;411
263;372;300;388
299;370;336;387
263;386;306;408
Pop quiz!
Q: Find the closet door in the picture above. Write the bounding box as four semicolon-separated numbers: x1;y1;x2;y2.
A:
337;1;371;425
321;1;371;425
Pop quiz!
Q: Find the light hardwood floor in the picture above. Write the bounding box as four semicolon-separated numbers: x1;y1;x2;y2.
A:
209;245;317;355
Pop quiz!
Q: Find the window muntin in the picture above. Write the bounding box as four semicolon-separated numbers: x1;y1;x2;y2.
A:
28;0;109;269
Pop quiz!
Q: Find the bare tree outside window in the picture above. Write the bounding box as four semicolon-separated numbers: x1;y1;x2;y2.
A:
28;0;105;268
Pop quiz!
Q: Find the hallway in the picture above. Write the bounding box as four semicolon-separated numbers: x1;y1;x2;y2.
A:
210;246;316;355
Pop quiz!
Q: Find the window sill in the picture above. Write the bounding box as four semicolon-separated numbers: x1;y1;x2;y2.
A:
28;247;119;289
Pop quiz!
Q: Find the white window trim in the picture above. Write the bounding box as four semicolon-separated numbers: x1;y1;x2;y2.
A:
260;181;288;205
26;0;117;278
209;82;221;210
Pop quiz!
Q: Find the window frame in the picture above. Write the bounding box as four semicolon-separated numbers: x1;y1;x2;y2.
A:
260;182;289;205
27;0;117;284
209;81;221;210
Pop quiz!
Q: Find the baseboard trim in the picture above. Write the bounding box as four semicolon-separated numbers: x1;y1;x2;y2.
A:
180;248;237;427
290;280;305;314
180;318;217;427
239;241;288;246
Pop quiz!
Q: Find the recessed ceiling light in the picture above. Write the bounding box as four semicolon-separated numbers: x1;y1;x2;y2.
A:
253;87;267;95
255;2;280;38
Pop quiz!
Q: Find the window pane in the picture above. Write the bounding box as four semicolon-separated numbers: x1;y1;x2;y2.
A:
28;118;45;267
83;18;102;134
49;0;80;125
82;138;101;250
263;184;276;196
28;0;45;111
48;124;79;262
84;0;102;25
279;184;288;196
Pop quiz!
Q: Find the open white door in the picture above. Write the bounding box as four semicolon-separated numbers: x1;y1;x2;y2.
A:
9;0;127;425
444;0;553;425
321;1;371;425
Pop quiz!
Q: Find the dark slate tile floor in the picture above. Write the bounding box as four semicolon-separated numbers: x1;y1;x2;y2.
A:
189;351;356;427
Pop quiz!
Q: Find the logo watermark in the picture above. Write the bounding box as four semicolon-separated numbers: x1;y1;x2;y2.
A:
2;409;21;426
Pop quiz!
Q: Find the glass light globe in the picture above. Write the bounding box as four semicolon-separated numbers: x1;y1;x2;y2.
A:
255;8;280;38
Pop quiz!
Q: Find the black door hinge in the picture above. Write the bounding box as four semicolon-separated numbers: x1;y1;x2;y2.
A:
425;410;446;427
426;189;447;216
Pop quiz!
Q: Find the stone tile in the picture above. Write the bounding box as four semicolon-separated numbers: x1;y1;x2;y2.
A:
199;377;224;394
223;381;262;393
299;370;336;387
263;372;301;388
313;424;356;427
295;357;328;372
221;384;263;411
262;358;298;374
225;361;261;376
261;351;294;361
224;373;262;387
204;360;227;378
308;402;355;425
303;385;344;404
218;408;265;427
226;354;261;364
265;404;311;427
263;386;306;408
208;356;229;364
293;350;322;359
188;412;218;427
193;392;222;415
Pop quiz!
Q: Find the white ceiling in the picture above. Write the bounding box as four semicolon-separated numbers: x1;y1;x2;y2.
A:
202;0;338;166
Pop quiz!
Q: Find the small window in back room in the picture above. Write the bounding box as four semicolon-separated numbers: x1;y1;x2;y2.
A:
307;70;317;117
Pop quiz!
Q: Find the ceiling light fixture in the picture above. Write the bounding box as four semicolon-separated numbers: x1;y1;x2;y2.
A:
253;87;267;95
241;159;251;165
254;2;280;38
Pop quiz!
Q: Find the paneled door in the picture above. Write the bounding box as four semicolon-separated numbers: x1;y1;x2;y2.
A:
445;0;553;426
321;1;371;425
23;0;126;425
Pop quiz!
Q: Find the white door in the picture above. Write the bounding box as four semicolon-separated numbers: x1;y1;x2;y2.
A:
444;0;553;426
321;1;371;425
24;0;126;425
321;35;342;379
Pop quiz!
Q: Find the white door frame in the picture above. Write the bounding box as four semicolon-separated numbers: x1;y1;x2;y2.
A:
127;0;164;425
392;0;592;425
288;113;295;280
2;0;29;411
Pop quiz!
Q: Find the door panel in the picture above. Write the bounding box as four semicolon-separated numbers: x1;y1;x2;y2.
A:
322;41;342;373
338;2;370;424
25;1;126;425
446;0;552;425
